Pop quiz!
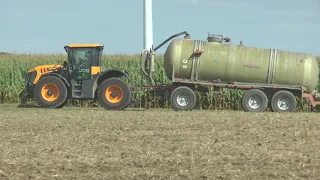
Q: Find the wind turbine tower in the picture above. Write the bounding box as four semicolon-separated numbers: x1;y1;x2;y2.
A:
143;0;153;51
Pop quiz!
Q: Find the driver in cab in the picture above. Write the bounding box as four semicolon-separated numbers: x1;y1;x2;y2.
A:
78;51;90;66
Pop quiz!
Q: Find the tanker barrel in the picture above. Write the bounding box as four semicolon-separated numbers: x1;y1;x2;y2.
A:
164;38;319;94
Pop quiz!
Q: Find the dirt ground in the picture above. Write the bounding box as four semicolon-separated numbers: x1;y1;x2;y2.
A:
0;104;320;180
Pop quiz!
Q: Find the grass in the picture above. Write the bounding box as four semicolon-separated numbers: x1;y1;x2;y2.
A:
0;53;319;111
0;105;320;179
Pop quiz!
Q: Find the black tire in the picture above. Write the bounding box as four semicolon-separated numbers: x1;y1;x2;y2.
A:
56;99;68;108
34;75;68;108
241;89;268;112
271;90;297;112
170;86;197;111
98;77;131;110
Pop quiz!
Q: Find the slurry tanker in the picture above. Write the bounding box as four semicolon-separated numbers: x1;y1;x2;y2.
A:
139;31;320;112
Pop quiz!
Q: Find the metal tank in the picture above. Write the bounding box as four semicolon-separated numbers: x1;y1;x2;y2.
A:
163;34;319;94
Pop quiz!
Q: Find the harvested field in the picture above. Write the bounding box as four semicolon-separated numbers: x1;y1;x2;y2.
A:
0;105;320;179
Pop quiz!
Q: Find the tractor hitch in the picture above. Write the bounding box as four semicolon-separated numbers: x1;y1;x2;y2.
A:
19;71;34;104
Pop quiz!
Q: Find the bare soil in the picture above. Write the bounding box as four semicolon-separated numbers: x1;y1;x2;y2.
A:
0;104;320;180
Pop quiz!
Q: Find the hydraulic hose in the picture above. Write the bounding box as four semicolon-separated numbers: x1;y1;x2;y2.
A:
153;31;190;52
140;49;155;87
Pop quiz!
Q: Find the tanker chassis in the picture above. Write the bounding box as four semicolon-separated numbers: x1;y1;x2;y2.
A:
138;31;320;112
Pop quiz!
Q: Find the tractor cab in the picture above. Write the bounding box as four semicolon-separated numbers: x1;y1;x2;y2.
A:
64;44;104;80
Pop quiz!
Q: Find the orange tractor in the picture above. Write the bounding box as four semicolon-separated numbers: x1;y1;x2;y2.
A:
21;44;132;110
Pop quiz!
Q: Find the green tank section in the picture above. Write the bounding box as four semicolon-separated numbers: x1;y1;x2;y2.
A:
164;35;319;94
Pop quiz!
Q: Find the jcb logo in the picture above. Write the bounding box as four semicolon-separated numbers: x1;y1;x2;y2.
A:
79;69;89;73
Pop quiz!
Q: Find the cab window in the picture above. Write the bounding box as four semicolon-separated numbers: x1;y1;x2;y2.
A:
72;48;91;68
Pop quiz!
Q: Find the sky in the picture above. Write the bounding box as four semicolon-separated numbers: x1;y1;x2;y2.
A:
1;0;320;56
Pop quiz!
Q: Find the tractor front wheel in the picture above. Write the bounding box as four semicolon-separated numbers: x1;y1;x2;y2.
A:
34;75;68;108
98;78;132;110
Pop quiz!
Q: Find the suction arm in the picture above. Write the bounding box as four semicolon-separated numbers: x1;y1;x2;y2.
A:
140;31;191;86
140;49;155;86
153;31;190;52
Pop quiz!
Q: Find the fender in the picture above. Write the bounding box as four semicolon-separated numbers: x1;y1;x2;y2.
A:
22;72;70;100
96;69;130;85
41;72;71;86
27;64;64;84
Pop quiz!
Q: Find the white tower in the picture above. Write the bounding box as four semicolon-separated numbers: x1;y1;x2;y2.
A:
143;0;153;51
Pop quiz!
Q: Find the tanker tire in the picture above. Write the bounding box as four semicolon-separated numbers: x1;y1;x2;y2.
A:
34;75;68;108
241;89;268;112
98;77;131;110
271;90;296;112
170;86;196;111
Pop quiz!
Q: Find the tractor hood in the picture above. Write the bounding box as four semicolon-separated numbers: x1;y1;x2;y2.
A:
28;64;63;73
26;64;64;84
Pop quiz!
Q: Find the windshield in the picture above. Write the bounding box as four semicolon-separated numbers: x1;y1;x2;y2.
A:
71;48;92;68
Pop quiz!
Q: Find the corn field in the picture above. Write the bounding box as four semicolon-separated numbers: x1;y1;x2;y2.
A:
0;53;318;111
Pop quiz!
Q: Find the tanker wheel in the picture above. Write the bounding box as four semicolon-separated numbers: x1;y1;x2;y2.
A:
98;77;132;110
241;89;268;112
270;90;297;112
170;86;196;111
34;75;68;108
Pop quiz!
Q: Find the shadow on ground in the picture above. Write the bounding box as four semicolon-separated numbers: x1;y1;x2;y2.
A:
17;104;40;108
15;103;149;111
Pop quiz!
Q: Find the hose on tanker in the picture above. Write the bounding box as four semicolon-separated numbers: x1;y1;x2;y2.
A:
140;50;155;87
139;31;190;87
153;31;190;51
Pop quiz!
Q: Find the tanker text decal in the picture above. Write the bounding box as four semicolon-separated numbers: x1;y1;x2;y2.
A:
243;61;259;69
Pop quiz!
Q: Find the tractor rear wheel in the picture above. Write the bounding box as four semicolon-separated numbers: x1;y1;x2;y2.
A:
34;75;68;108
98;78;132;110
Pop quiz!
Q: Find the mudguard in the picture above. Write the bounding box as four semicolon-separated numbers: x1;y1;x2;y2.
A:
39;73;71;87
96;69;130;85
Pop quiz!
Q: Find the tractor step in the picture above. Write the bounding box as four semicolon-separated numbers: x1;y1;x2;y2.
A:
71;80;83;98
